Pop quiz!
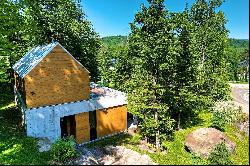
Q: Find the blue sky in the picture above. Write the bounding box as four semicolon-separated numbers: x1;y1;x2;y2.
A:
81;0;249;39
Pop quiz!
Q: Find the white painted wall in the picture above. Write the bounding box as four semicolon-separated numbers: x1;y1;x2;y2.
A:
22;91;127;142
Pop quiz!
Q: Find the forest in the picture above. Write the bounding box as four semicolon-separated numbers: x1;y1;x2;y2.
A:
0;0;249;165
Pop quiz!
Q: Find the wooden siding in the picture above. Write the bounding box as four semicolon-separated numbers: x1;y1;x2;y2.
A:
96;105;127;138
24;45;90;108
75;112;90;143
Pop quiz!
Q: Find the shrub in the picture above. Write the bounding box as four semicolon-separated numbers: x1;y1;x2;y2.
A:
211;111;227;131
208;142;232;165
211;103;248;130
50;136;78;162
129;134;142;145
139;115;175;144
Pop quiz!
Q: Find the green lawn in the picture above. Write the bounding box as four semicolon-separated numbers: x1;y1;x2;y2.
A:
0;82;249;165
0;83;52;165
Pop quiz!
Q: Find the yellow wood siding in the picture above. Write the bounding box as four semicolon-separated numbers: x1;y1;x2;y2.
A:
96;105;127;138
24;45;90;108
75;112;90;144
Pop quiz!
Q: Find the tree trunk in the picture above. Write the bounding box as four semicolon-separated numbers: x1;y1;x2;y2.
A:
245;66;248;82
177;111;181;130
155;111;160;149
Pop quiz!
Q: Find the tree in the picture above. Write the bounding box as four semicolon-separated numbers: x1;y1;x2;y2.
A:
238;49;249;82
190;0;230;101
0;0;28;83
22;0;100;80
127;0;176;148
97;44;129;89
169;7;200;130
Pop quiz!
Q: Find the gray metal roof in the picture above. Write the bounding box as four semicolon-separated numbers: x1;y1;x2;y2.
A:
12;42;89;78
13;42;59;78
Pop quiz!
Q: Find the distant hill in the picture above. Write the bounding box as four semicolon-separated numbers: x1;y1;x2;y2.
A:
229;38;249;48
101;35;127;46
102;36;249;48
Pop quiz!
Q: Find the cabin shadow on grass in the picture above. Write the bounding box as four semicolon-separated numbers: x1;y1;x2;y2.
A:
0;83;52;165
0;83;14;108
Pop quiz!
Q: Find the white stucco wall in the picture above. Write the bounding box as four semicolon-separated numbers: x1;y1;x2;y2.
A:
22;91;127;142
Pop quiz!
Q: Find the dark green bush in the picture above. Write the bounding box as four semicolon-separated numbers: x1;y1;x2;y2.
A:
208;142;232;165
211;111;226;131
50;136;78;162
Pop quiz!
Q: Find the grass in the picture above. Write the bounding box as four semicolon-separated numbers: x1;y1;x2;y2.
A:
0;82;249;165
0;83;52;165
85;111;249;165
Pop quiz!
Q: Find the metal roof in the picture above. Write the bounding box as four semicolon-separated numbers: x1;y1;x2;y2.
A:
13;42;58;78
12;42;89;78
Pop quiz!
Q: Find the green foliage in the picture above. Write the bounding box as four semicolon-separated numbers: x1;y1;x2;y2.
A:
225;46;249;82
139;114;175;142
50;136;78;162
211;111;226;131
129;134;143;145
208;142;232;165
97;44;129;89
229;38;249;48
0;0;29;82
125;0;178;147
0;0;100;82
0;56;10;83
0;83;52;165
211;104;248;131
101;35;127;47
190;0;231;101
22;0;100;81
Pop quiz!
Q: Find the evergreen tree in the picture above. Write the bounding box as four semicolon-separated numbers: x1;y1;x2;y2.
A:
127;0;176;148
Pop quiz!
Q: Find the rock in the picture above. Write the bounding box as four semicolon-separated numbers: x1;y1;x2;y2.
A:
185;128;236;158
101;146;157;165
37;138;52;152
69;145;157;165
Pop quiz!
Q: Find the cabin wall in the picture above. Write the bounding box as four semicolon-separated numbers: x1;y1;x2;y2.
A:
75;112;90;143
24;45;90;108
96;105;127;138
25;99;127;143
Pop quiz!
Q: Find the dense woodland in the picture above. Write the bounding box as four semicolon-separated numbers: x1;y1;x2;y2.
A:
0;0;249;154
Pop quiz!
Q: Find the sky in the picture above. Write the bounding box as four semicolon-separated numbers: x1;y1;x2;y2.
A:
81;0;249;39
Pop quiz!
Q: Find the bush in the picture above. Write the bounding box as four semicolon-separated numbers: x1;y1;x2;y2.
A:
211;111;227;131
211;103;248;130
129;134;142;145
139;115;175;144
208;142;232;165
50;136;78;162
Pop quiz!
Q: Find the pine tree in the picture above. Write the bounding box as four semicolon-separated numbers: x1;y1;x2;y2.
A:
127;0;176;148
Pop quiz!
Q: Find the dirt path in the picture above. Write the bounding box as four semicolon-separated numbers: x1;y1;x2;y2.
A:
230;83;249;114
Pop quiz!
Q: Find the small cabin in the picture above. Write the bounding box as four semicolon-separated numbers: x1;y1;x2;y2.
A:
13;42;127;144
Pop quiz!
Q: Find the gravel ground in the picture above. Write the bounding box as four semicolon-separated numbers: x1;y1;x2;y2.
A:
67;145;157;165
229;83;249;114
